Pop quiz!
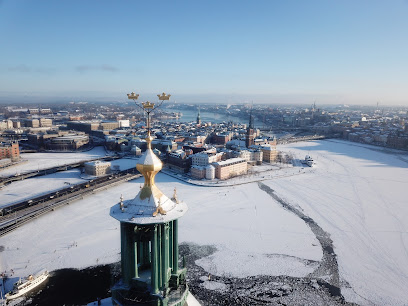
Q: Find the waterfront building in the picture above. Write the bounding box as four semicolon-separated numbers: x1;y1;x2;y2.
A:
191;151;222;167
258;141;278;163
190;165;206;179
205;164;215;180
0;141;19;162
213;157;247;180
237;149;263;165
84;161;111;176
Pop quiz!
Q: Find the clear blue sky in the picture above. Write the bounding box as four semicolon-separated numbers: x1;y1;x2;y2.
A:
1;0;408;105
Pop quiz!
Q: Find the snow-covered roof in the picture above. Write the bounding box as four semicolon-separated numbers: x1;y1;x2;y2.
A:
110;136;187;224
110;192;187;225
137;147;162;166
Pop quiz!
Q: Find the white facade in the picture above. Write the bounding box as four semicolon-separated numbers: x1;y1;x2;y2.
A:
84;161;111;176
191;152;222;166
205;165;215;180
238;149;263;163
131;145;142;156
118;120;130;128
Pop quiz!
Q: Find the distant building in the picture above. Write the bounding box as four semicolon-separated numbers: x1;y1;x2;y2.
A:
245;110;255;148
39;118;53;127
66;121;102;133
28;108;40;115
0;141;20;162
237;149;263;165
12;121;21;129
100;121;119;130
255;138;278;163
167;150;191;173
197;107;201;126
84;161;111;176
130;145;142;156
24;119;40;128
205;164;215;180
45;133;89;151
190;165;206;179
28;131;89;151
0;120;11;130
212;133;231;145
191;152;222;166
118;120;130;128
257;144;278;163
40;108;52;114
213;158;247;180
182;144;207;154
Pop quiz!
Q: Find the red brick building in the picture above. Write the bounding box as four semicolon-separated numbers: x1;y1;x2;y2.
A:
0;142;20;161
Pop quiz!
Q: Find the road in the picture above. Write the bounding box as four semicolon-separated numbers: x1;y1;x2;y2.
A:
0;170;141;237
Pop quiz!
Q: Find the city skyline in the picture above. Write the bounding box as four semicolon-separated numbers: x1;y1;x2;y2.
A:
1;0;408;105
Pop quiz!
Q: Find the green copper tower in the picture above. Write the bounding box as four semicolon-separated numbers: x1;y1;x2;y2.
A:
110;93;188;306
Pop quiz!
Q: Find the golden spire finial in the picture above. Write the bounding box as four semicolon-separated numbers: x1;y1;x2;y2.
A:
158;92;171;100
127;92;139;100
172;187;179;204
142;101;155;109
152;198;167;216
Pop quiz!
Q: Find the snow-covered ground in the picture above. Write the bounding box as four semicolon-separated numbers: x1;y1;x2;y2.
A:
0;147;107;177
0;139;407;305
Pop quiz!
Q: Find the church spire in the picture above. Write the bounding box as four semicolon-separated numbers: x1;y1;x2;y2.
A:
249;108;254;129
197;105;201;125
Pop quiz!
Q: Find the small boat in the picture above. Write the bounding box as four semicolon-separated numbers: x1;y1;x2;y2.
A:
305;155;314;167
5;270;49;300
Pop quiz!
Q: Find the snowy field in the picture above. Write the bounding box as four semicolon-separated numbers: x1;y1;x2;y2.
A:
0;146;107;177
1;140;408;305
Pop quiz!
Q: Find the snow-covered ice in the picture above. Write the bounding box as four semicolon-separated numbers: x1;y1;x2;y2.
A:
1;140;407;305
265;139;408;305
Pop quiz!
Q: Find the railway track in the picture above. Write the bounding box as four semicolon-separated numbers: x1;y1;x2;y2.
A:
0;172;141;237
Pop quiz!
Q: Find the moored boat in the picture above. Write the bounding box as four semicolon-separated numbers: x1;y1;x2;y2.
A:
5;270;49;300
305;155;314;167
